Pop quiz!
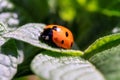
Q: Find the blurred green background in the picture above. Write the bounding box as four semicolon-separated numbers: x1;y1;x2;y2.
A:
10;0;120;50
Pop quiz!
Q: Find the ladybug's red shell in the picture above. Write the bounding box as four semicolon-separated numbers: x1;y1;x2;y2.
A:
40;25;74;49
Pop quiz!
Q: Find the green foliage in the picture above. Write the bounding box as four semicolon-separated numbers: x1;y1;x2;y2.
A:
0;22;120;80
0;0;120;80
0;39;18;80
89;44;120;80
84;33;120;58
9;0;120;50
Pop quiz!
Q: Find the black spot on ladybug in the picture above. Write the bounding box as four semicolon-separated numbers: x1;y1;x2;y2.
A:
61;40;64;44
65;32;68;37
52;26;57;31
71;42;73;47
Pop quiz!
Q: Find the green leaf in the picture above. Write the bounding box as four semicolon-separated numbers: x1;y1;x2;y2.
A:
0;0;19;29
84;33;120;59
83;32;120;80
0;22;8;35
0;36;6;46
0;0;33;30
0;0;14;12
0;22;8;45
3;23;83;56
88;41;120;80
0;39;18;80
31;51;105;80
14;41;41;77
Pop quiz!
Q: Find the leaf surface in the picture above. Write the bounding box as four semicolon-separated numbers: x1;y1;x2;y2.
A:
31;51;105;80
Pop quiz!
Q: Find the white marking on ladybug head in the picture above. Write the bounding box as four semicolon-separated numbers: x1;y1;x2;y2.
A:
45;36;49;40
56;28;61;32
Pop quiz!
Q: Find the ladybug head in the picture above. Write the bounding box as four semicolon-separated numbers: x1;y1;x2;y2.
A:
39;28;53;41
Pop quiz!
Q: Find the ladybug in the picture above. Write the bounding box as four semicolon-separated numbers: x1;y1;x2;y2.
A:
39;25;74;49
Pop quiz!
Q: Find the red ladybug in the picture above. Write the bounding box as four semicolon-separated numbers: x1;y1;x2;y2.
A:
39;25;74;49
